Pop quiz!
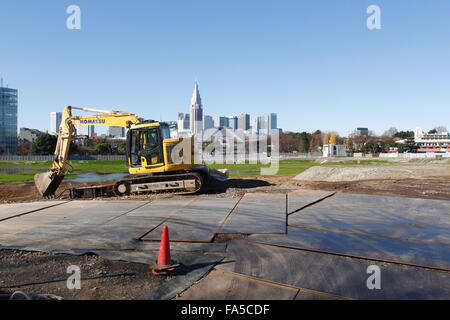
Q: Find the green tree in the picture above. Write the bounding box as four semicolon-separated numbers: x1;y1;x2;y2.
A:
397;143;412;153
393;131;414;140
95;143;112;155
361;141;380;154
31;134;58;155
299;132;310;153
117;142;127;155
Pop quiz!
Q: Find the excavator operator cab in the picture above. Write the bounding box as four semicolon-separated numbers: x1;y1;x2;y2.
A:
127;123;171;168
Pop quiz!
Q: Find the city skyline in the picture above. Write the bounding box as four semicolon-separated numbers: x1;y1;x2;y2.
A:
2;1;450;136
178;82;280;135
5;73;447;137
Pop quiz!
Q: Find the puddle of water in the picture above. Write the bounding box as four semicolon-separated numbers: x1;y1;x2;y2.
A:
68;172;130;182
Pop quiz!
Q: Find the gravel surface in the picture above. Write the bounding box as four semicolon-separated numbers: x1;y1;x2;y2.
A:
0;249;165;300
293;164;450;182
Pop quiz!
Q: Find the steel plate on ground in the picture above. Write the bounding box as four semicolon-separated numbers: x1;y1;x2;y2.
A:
249;226;450;270
288;190;334;214
142;197;239;242
220;193;287;234
125;198;195;218
56;201;151;225
0;201;67;221
288;193;450;244
216;240;450;299
178;269;299;300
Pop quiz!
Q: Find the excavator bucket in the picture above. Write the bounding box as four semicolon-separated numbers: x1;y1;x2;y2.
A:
34;171;65;198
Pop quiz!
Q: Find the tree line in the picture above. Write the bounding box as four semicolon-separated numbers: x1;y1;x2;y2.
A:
8;126;447;155
278;126;447;154
16;134;127;156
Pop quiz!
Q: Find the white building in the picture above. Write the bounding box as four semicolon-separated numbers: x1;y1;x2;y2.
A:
189;82;203;135
177;113;190;133
238;113;250;131
76;124;95;137
19;128;44;143
108;126;125;138
252;116;262;133
414;128;450;153
227;116;238;130
252;113;278;135
50;112;62;135
323;144;347;157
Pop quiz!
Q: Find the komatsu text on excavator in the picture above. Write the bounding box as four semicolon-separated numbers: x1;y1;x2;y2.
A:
34;106;227;198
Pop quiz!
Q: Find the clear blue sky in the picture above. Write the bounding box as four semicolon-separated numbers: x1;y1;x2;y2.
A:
1;0;449;136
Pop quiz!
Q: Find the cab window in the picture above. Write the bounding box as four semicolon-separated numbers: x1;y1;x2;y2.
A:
128;127;163;166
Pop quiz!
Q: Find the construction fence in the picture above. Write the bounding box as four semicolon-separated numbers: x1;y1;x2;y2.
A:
379;152;450;159
1;152;448;162
0;155;127;161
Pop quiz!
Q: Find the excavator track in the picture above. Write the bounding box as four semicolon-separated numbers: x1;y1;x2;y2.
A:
68;172;204;199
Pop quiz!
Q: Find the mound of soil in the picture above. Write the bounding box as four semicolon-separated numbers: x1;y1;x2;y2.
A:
293;165;450;182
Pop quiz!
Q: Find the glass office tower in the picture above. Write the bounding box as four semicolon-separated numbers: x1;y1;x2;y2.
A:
0;86;18;155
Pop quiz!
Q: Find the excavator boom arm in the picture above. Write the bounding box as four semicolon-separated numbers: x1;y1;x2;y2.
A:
35;106;142;197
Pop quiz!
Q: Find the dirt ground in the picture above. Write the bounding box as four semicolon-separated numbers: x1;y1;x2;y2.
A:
1;173;450;203
0;249;165;300
1;167;450;300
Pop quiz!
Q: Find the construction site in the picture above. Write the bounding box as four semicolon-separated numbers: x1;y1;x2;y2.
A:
2;2;450;307
1;156;450;300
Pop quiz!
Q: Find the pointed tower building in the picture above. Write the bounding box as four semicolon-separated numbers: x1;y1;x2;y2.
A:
189;82;203;135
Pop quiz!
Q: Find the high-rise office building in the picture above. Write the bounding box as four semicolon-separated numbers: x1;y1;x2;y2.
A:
259;115;268;134
228;116;238;130
0;86;18;154
263;113;277;135
76;124;95;137
213;116;228;128
203;115;214;130
107;126;124;138
189;82;203;134
177;113;190;132
50;112;62;135
238;113;250;131
252;116;261;133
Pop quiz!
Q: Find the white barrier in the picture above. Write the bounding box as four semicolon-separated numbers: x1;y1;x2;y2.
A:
379;153;450;159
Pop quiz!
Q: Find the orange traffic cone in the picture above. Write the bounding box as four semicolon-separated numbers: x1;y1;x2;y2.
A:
157;225;171;266
151;225;180;275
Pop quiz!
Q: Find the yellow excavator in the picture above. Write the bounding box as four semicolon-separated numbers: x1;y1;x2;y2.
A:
34;106;227;198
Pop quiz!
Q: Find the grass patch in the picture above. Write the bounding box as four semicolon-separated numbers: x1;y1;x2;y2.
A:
0;158;395;183
0;160;128;184
0;161;53;168
209;160;318;176
0;171;41;183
